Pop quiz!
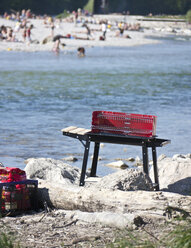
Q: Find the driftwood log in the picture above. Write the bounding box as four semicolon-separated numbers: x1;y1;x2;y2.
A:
38;181;191;219
24;157;191;227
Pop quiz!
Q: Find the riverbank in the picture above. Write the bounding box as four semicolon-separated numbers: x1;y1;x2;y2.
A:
1;208;190;248
0;154;190;248
0;14;191;52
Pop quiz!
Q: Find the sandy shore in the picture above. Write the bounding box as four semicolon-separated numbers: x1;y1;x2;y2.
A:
1;14;190;53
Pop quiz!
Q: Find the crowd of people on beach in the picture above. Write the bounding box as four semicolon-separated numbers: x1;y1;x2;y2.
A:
0;8;143;53
0;9;35;44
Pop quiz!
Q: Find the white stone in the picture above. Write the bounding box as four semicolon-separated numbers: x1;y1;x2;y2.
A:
91;155;102;161
63;210;135;228
158;154;167;161
172;154;186;160
126;157;135;162
62;156;78;162
106;160;128;169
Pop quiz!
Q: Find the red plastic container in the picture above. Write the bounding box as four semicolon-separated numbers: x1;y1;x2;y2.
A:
91;111;157;137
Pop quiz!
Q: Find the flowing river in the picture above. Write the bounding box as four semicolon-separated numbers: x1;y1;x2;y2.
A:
0;36;191;176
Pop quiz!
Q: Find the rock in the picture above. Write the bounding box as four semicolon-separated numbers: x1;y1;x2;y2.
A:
91;155;102;161
42;35;52;44
93;168;153;191
150;155;191;195
24;158;81;186
63;210;135;228
126;157;135;162
158;154;167;161
62;156;78;162
183;29;191;35
135;156;142;166
31;39;39;44
172;154;186;160
106;160;128;169
186;153;191;159
133;216;146;227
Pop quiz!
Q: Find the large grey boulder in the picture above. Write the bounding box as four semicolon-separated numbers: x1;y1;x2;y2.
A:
150;154;191;195
93;169;153;191
24;158;81;186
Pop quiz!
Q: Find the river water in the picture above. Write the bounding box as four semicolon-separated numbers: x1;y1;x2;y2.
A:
0;36;191;176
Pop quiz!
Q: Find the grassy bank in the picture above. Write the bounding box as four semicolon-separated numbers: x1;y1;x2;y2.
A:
109;219;191;248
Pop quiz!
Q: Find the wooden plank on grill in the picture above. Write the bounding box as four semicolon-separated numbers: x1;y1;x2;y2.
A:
78;129;91;135
61;126;77;132
70;128;88;134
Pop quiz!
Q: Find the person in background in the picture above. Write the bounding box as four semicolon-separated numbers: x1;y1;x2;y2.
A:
101;21;107;39
0;25;7;40
6;28;14;41
52;34;65;53
82;23;92;39
22;27;27;42
74;11;78;26
77;47;85;57
48;17;55;38
26;24;33;44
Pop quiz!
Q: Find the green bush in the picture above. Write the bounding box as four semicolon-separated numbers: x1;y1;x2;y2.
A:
186;9;191;23
56;9;70;19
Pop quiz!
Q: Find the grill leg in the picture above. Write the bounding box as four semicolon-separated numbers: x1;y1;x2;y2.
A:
142;145;149;175
90;142;100;177
152;147;159;191
79;139;90;186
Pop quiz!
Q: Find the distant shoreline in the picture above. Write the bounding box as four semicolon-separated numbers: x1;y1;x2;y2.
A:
0;14;190;52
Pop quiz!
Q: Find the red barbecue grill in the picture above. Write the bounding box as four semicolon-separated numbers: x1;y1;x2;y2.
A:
62;111;170;190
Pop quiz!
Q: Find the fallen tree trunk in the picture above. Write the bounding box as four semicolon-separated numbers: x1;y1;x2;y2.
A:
38;180;191;219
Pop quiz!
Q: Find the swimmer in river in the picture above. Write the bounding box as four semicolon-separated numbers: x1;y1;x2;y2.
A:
77;47;85;57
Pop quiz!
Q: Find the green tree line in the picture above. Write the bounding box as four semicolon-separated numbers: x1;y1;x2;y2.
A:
0;0;191;15
108;0;191;15
0;0;87;15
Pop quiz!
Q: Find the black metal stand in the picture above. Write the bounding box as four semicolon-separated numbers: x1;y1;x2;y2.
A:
62;130;170;190
79;139;90;186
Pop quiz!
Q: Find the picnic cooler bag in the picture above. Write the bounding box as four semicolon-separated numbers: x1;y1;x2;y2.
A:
0;167;32;212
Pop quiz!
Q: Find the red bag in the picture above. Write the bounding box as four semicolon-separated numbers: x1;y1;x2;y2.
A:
0;167;26;183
